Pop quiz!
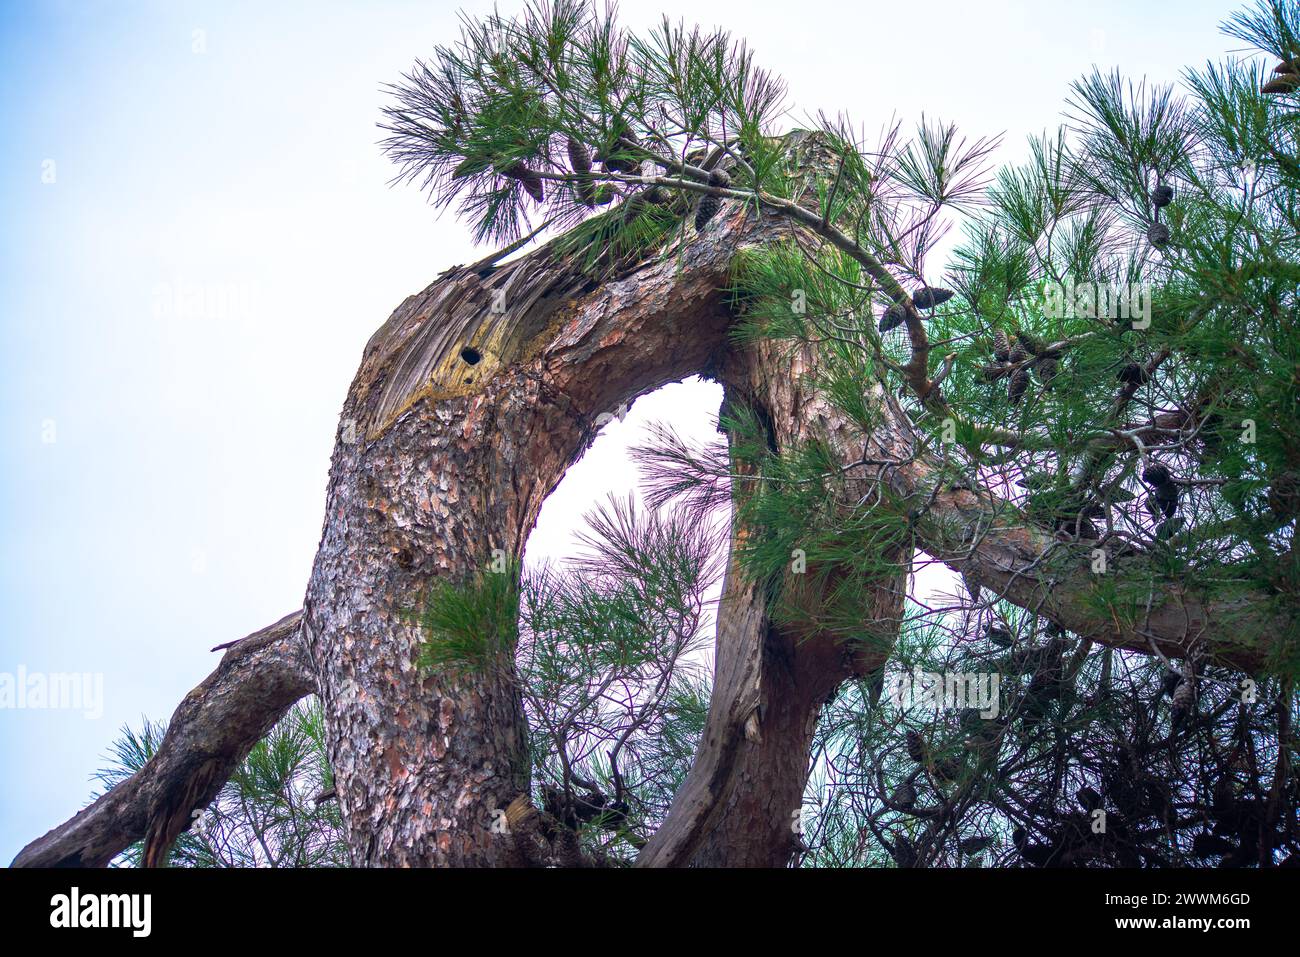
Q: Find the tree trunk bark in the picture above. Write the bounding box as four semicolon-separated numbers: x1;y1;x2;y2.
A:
301;210;764;865
11;611;311;868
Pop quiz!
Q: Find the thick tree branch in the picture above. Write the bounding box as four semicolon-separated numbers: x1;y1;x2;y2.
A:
11;611;313;868
889;444;1296;670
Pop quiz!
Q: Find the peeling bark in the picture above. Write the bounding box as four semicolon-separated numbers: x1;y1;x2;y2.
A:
303;204;771;866
639;339;909;867
11;611;311;868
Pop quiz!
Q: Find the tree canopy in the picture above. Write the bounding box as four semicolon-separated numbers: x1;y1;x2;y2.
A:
86;0;1300;868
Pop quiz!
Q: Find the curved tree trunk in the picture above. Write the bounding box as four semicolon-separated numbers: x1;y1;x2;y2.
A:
692;350;908;867
14;134;1293;869
641;335;910;867
301;207;769;865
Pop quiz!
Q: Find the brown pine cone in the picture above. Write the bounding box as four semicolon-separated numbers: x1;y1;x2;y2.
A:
694;193;721;231
905;729;928;764
1008;367;1030;404
566;136;592;174
500;162;545;202
993;328;1011;362
880;303;907;332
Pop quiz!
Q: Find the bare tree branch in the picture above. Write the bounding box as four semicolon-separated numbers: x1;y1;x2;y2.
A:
11;611;313;868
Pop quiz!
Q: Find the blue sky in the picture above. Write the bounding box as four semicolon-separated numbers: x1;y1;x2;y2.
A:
0;0;1245;862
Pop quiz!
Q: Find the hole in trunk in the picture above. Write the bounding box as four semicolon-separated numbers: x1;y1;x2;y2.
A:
460;346;482;365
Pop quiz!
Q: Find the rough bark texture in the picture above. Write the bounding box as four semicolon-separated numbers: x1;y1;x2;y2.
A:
695;346;909;866
11;611;311;867
301;203;770;866
894;464;1296;670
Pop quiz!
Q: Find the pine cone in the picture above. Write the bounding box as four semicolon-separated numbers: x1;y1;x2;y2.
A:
600;123;642;174
985;620;1014;647
566;137;592;175
1017;331;1046;356
1152;183;1174;208
552;825;588;868
979;363;1008;382
935;754;964;782
1008;367;1030;404
879;303;907;332
1212;777;1237;821
500;162;545;203
1171;677;1195;729
1161;668;1183;697
960;835;994;854
1034;356;1058;383
905;729;928;764
1147;222;1171;247
1014;829;1054;867
1142;462;1172;487
1262;72;1300;94
1268;470;1300;521
1150;481;1179;519
1055;513;1099;539
891;836;918;868
993;328;1011;362
912;286;954;309
892;780;917;809
1009;343;1028;364
1118;362;1150;386
1192;832;1237;859
694;194;721;231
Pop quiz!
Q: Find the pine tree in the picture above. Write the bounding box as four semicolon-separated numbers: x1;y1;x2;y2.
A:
22;0;1300;869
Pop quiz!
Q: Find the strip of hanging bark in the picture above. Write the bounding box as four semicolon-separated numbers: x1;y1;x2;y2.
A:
10;611;312;868
638;338;909;867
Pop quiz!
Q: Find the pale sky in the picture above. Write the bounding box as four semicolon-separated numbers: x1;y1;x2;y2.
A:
0;0;1243;862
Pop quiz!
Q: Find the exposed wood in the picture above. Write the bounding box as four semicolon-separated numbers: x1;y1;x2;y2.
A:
301;198;776;865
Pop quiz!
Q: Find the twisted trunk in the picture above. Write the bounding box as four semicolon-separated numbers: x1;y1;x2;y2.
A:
641;335;910;867
303;211;760;865
14;134;1292;870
